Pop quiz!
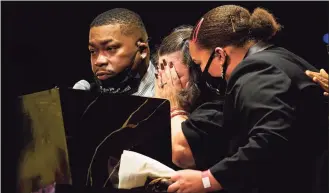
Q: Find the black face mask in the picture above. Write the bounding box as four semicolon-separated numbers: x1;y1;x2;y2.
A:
94;49;142;95
200;50;228;96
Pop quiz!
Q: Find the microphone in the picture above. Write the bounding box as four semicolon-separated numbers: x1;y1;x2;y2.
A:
73;80;91;90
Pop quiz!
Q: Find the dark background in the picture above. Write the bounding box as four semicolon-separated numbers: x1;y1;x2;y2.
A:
1;2;328;192
2;1;329;97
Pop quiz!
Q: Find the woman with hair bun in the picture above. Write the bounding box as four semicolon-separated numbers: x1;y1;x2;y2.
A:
167;5;327;193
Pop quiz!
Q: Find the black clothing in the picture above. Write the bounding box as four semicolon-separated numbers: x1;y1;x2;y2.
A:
209;45;328;193
182;96;229;170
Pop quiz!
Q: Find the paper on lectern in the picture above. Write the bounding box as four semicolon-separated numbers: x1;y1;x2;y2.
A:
118;150;176;189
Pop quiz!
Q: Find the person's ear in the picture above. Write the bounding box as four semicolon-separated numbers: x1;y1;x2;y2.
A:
214;47;226;65
137;42;148;59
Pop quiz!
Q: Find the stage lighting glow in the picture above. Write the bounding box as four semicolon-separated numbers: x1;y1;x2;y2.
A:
323;33;328;44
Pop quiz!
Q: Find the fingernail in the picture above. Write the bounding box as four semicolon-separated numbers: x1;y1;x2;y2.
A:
163;59;167;66
169;62;173;68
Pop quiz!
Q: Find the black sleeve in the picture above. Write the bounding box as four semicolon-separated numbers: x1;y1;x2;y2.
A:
209;61;295;190
181;100;229;170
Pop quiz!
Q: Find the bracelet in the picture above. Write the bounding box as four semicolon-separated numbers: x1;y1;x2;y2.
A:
171;109;188;115
170;112;189;119
170;109;189;117
170;107;185;113
201;170;211;190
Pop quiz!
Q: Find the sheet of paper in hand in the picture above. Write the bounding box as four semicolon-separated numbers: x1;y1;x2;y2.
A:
118;150;176;189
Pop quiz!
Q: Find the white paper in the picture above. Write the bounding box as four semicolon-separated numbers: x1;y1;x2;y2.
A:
118;150;176;189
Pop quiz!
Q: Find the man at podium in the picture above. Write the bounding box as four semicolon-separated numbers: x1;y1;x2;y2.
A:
22;8;160;193
74;8;155;97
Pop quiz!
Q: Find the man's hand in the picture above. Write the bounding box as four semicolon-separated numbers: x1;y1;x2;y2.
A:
306;69;328;96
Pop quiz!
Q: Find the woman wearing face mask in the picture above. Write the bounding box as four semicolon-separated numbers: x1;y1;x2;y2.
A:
154;26;229;171
166;5;327;193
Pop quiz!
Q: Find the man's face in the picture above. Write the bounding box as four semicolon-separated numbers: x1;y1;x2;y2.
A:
89;24;141;81
158;51;190;88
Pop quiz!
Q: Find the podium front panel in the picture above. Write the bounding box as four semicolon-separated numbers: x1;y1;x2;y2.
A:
14;88;173;193
59;89;174;190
